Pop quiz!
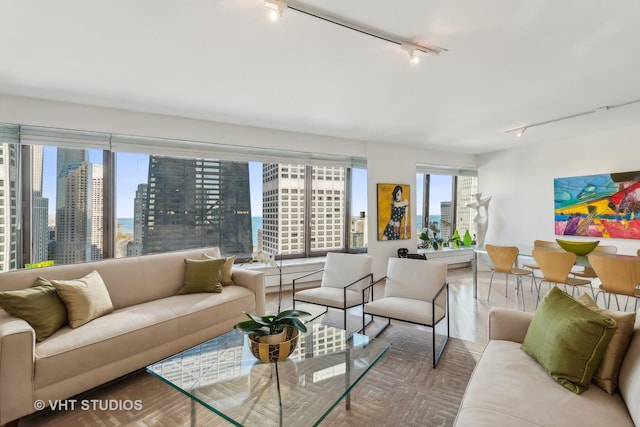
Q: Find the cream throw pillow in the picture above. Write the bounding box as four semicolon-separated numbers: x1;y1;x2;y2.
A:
202;254;236;286
577;293;636;394
51;271;114;328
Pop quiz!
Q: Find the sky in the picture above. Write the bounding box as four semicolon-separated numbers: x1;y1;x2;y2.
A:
42;148;449;219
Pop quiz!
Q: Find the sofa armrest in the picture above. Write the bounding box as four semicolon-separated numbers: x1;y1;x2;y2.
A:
0;314;36;425
488;307;534;343
231;267;266;315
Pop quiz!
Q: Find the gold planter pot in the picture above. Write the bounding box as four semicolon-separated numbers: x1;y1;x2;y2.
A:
248;326;299;363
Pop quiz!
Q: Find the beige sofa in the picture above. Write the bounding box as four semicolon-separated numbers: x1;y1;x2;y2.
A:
0;247;265;425
455;307;639;426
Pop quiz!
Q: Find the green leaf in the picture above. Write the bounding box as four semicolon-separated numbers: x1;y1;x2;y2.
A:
278;317;308;333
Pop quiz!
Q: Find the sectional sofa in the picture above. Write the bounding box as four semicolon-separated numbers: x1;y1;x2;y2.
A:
0;247;265;425
455;306;640;426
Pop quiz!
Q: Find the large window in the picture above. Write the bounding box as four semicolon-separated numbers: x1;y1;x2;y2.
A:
416;173;478;246
4;122;367;270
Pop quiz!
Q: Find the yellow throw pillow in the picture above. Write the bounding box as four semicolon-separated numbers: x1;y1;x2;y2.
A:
202;254;236;286
178;258;225;295
51;271;114;328
0;277;68;341
577;293;636;394
521;287;617;394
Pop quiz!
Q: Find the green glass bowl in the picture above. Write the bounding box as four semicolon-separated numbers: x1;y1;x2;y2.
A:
555;239;600;256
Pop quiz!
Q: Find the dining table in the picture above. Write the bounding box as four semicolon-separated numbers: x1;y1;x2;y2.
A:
472;245;596;299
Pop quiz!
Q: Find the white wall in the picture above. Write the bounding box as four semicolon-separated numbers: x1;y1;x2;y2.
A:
0;93;478;278
478;126;640;256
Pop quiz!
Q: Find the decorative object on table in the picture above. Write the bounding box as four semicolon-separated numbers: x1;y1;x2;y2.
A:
377;183;411;240
554;170;640;239
555;238;600;256
234;251;310;361
467;193;491;248
451;230;462;248
463;230;473;247
419;221;442;250
247;325;300;363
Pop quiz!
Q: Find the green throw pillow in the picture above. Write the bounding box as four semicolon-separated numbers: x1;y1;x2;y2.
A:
202;254;236;286
0;277;68;341
521;287;617;394
178;258;225;295
51;271;114;328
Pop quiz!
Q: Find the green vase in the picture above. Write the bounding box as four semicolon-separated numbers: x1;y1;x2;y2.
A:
452;230;461;248
463;230;472;247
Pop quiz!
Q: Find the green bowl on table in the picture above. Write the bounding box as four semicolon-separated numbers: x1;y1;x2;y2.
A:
555;239;600;256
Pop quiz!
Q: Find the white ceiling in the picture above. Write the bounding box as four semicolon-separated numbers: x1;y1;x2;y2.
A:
1;0;640;154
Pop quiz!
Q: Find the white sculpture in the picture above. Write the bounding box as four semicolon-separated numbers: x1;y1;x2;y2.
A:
467;193;491;248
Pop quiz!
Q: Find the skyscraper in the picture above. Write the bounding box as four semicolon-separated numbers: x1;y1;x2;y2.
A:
262;164;345;256
0;142;18;271
455;176;479;237
142;156;252;255
127;183;148;257
31;145;50;263
54;149;103;264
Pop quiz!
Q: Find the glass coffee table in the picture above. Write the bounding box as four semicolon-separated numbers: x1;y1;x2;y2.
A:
147;323;391;426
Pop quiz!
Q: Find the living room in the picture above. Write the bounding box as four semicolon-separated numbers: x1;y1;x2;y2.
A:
2;1;640;426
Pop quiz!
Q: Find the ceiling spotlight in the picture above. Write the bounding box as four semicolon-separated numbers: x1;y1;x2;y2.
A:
401;44;421;65
516;128;526;137
264;0;285;21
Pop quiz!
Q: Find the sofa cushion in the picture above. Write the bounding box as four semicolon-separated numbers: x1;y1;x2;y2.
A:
178;258;225;295
577;293;636;394
618;315;640;426
455;340;634;427
521;287;617;394
51;271;115;328
34;300;180;389
0;277;68;341
202;254;236;286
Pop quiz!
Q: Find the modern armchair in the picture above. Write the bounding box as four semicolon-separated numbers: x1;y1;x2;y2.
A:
362;258;449;367
292;252;373;330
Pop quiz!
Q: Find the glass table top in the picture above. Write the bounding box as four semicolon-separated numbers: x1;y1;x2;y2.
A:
146;323;391;427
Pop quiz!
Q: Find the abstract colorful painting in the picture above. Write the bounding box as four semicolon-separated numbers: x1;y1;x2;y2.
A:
554;170;640;239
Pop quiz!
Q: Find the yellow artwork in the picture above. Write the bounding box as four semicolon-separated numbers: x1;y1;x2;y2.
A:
377;183;411;240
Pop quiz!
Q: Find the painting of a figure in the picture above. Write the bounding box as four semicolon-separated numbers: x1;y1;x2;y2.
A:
377;183;411;240
554;171;640;239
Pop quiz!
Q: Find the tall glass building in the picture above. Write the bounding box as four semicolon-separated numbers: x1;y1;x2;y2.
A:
142;156;253;256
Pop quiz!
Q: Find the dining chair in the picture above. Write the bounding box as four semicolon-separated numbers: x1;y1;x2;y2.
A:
522;240;561;290
485;244;531;310
532;248;593;306
588;253;640;311
362;258;449;367
571;245;618;282
292;252;373;330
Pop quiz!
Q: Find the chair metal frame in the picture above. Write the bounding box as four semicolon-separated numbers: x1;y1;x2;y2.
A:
361;258;449;368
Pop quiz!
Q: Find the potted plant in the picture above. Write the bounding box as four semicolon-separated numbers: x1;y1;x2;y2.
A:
234;251;311;361
234;309;311;344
